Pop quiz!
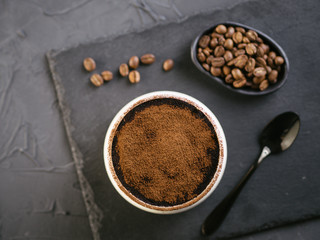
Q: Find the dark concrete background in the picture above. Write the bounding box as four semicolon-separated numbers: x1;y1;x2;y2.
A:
1;0;320;239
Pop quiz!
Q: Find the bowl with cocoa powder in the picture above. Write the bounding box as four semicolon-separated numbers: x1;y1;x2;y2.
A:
191;22;289;95
103;91;227;214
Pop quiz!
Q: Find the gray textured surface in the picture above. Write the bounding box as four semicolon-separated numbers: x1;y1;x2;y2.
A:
47;0;320;239
1;0;320;239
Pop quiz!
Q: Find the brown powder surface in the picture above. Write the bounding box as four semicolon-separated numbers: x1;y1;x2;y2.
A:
112;99;219;206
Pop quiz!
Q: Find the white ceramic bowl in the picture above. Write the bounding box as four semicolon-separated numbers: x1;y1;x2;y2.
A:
103;91;227;214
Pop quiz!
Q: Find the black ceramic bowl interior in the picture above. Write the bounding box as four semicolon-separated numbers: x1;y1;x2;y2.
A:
191;22;289;96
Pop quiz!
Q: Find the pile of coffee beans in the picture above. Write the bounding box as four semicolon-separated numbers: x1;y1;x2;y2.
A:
197;24;285;91
83;55;174;87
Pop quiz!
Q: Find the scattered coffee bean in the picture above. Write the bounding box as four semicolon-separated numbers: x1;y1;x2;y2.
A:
90;73;103;87
163;59;174;71
101;70;113;81
129;56;139;69
140;54;155;64
119;63;129;77
128;70;140;83
83;57;96;72
197;24;285;91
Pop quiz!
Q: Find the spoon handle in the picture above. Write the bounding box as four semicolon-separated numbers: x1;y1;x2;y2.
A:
201;146;271;236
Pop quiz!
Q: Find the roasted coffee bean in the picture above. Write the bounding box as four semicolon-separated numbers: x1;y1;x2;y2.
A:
232;32;243;44
256;57;267;68
210;38;219;48
231;68;245;80
253;76;265;85
163;59;174;71
224;51;233;62
83;57;96;72
238;43;247;49
214;46;225;57
259;79;269;91
223;66;231;76
245;81;253;87
269;51;276;60
202;63;210;71
101;70;113;81
128;70;140;83
257;37;263;43
225;26;235;38
210;67;222;77
224;39;234;50
227;58;236;67
263;54;268;60
198;48;202;53
246;43;257;55
215;24;227;34
257;46;265;57
211;57;225;67
236;27;246;34
140;54;155;64
275;56;284;65
225;74;234;84
129;56;139;69
247;71;254;77
232;47;238;55
242;36;250;44
119;63;129;77
253;67;267;77
266;66;272;74
260;44;270;54
206;55;214;65
234;49;246;57
197;52;206;62
246;30;258;41
90;73;103;87
268;70;278;83
245;58;256;72
198;35;210;48
233;78;246;88
267;57;274;67
218;36;226;46
203;48;211;57
234;55;248;69
211;32;223;38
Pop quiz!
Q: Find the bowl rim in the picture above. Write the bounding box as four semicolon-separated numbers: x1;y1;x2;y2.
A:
191;21;290;96
103;91;227;214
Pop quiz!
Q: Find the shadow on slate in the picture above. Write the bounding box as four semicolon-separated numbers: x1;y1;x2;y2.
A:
47;0;320;239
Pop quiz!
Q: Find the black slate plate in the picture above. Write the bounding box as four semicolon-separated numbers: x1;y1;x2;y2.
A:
191;21;289;95
47;0;320;239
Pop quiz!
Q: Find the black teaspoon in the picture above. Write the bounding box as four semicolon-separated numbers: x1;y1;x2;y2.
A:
201;112;300;236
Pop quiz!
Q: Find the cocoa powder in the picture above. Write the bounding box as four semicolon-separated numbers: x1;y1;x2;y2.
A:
112;98;219;206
